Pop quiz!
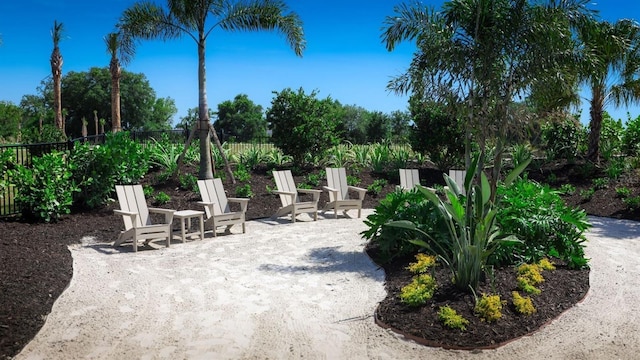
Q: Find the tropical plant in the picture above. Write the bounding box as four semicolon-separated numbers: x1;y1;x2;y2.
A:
367;179;387;196
361;189;443;263
622;114;640;156
540;115;585;161
238;146;266;170
387;155;530;292
105;32;134;133
148;134;182;176
382;0;593;200
10;151;78;222
154;191;171;205
70;132;150;208
235;183;253;198
578;18;640;161
118;0;305;180
50;20;64;133
496;177;591;268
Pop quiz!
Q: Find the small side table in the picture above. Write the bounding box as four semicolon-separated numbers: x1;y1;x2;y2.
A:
173;210;205;244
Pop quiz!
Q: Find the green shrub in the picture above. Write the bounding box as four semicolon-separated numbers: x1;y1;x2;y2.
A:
512;291;536;315
179;173;198;192
235;184;254;198
474;294;504;322
592;178;608;190
605;158;627;180
148;134;181;175
615;186;631;198
622;114;640;156
367;179;387;196
406;253;437;274
70;132;150;209
11;151;78;222
558;183;576;195
361;189;444;264
540;116;584;161
346;174;360;187
580;188;595;201
496;178;590;268
0;149;15;199
233;165;251;183
399;274;437;307
623;196;640;210
154;191;171;205
438;306;469;331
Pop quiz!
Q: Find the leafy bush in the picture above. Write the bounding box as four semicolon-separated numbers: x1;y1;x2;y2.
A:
346;175;360;187
361;189;444;263
622;114;640;156
580;188;595;201
400;274;437;307
512;291;536;315
267;88;341;167
239;146;266;170
592;177;608;190
233;165;251;183
474;294;504;322
179;173;198;192
605;158;627;180
558;184;576;195
235;184;254;198
367;179;387;196
623;196;640;210
11;151;78;222
406;253;437;274
438;306;469;331
0;149;15;198
388;155;529;292
540;115;584;161
496;177;590;268
148;134;182;175
70;132;150;208
154;191;171;205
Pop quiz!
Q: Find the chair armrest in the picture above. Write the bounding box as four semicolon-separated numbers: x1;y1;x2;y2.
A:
114;210;137;227
228;198;250;212
297;188;321;201
114;209;137;217
322;186;338;194
149;208;175;223
348;186;367;200
273;190;296;196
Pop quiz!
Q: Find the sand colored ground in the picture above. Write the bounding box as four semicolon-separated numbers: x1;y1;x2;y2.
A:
16;211;640;360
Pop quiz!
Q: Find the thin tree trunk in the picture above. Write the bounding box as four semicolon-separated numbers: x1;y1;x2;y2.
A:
51;49;63;132
587;88;605;162
111;56;122;133
197;33;234;182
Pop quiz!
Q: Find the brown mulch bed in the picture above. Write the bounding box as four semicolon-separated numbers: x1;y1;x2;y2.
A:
1;160;636;358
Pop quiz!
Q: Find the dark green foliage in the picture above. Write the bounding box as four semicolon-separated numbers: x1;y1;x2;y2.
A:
179;173;198;192
153;191;170;205
70;132;150;209
495;178;591;268
235;184;253;198
214;94;267;142
11;151;78;222
21;124;67;144
622;114;640;156
408;99;464;171
367;179;388;196
540;115;585;161
361;189;444;263
233;165;251;183
0;101;23;141
267;88;341;166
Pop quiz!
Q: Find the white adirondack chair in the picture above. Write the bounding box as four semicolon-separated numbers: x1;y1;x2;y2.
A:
198;178;248;237
323;167;367;219
272;170;321;222
113;184;175;252
398;168;420;191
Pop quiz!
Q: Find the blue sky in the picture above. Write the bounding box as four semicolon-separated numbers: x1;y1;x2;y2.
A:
0;0;639;127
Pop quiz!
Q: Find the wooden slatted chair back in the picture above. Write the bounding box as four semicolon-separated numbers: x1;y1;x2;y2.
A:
115;185;151;229
449;169;467;196
399;169;420;190
198;178;229;218
273;170;298;205
326;167;349;202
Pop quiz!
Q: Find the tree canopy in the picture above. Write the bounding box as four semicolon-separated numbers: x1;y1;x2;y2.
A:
214;94;266;142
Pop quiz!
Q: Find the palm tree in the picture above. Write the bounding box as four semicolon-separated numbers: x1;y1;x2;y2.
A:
105;32;134;133
50;20;64;134
579;19;640;162
382;0;593;198
118;0;305;180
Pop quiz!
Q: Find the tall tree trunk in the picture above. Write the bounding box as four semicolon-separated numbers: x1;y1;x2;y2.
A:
587;87;605;162
110;56;122;133
51;49;63;132
197;34;235;182
93;110;99;136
